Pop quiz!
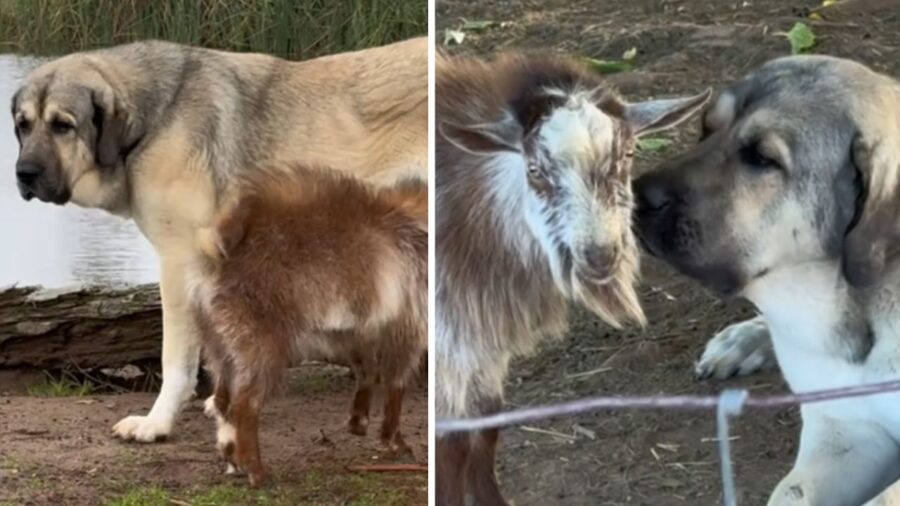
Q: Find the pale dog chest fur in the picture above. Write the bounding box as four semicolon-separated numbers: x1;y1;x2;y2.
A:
747;263;900;441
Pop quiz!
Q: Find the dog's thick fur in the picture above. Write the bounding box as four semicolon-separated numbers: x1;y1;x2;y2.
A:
434;51;709;506
10;38;427;442
191;167;427;487
634;55;900;506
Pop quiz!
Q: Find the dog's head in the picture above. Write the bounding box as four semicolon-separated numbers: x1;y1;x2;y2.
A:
11;54;141;210
634;55;900;295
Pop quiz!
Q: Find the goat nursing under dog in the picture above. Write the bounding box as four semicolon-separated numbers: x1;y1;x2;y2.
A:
188;168;427;487
434;51;709;505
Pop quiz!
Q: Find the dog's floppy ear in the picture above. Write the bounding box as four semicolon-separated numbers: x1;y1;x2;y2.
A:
841;134;900;287
90;82;138;168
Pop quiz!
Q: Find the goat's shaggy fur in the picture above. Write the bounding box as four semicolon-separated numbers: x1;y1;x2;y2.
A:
190;167;427;487
435;50;709;506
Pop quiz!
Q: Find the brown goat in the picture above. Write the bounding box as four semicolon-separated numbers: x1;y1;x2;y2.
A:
435;51;709;505
189;167;427;487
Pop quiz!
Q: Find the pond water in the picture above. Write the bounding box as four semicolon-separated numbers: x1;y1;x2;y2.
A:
0;55;158;288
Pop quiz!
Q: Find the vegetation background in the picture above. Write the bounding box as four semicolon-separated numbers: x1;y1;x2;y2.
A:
0;0;426;57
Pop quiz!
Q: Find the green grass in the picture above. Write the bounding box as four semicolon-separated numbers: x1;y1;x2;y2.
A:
102;471;426;506
0;0;426;58
26;374;93;397
104;486;169;506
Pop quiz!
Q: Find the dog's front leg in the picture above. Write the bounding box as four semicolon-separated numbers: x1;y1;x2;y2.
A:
768;410;900;506
113;254;200;442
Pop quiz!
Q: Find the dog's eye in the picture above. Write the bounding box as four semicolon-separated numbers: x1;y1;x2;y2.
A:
740;143;779;171
527;162;543;180
15;118;31;132
50;119;75;134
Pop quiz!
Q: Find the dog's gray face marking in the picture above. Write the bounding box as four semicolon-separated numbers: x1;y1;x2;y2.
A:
633;55;897;295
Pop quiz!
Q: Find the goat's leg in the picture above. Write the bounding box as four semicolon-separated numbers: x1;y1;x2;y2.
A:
229;385;269;488
467;395;508;506
208;371;237;471
348;359;374;436
380;384;410;456
468;428;508;506
437;432;471;506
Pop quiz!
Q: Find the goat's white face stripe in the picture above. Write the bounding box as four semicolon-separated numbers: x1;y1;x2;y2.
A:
533;95;619;259
537;96;614;166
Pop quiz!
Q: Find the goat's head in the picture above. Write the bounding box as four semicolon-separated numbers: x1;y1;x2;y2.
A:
441;74;709;328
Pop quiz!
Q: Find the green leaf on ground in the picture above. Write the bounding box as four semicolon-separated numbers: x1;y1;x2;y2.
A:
584;58;632;74
622;47;638;61
785;22;815;54
460;19;500;32
637;137;673;153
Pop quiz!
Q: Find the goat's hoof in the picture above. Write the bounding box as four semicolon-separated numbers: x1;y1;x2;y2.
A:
381;436;413;459
348;416;369;436
247;468;272;489
224;462;243;476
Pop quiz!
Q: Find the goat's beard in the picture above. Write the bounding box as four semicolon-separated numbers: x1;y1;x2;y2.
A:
570;233;645;329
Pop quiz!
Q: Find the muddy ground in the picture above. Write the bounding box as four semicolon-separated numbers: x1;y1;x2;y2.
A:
438;0;900;504
0;366;427;505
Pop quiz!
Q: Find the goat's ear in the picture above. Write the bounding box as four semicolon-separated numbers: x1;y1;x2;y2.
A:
439;119;522;156
624;89;712;136
91;83;137;168
841;134;900;287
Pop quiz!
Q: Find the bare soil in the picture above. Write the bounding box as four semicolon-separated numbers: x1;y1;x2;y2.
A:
0;366;427;505
437;0;900;504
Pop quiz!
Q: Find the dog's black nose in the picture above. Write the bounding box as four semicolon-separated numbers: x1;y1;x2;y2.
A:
634;172;673;214
16;161;44;186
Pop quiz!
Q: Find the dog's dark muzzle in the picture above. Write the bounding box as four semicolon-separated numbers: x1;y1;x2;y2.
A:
633;170;680;258
16;160;70;204
633;170;744;296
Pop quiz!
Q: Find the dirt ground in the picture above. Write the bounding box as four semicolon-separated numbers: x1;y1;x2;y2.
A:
0;367;427;505
437;0;900;504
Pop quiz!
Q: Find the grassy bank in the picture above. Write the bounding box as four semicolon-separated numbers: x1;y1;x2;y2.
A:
0;0;426;58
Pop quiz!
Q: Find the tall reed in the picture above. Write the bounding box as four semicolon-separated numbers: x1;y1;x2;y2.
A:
0;0;426;58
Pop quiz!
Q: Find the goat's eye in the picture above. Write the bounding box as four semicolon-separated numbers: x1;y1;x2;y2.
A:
527;163;542;179
50;119;74;134
739;143;779;171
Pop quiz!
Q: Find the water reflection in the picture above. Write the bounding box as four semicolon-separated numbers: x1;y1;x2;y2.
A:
0;55;158;287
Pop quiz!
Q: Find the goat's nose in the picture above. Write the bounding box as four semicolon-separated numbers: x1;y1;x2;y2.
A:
16;161;44;186
633;172;673;214
582;244;618;270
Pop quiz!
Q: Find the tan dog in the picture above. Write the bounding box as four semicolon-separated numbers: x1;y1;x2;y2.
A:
635;55;900;505
10;37;427;442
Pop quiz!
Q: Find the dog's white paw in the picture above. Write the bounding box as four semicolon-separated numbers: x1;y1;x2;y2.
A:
112;415;172;442
695;316;776;380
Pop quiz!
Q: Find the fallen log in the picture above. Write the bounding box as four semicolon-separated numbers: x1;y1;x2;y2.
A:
0;283;428;385
0;284;162;368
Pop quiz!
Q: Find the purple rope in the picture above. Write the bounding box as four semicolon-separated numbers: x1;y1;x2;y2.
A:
435;379;900;433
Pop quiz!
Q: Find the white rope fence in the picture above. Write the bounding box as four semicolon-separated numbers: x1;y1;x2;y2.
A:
436;380;900;505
